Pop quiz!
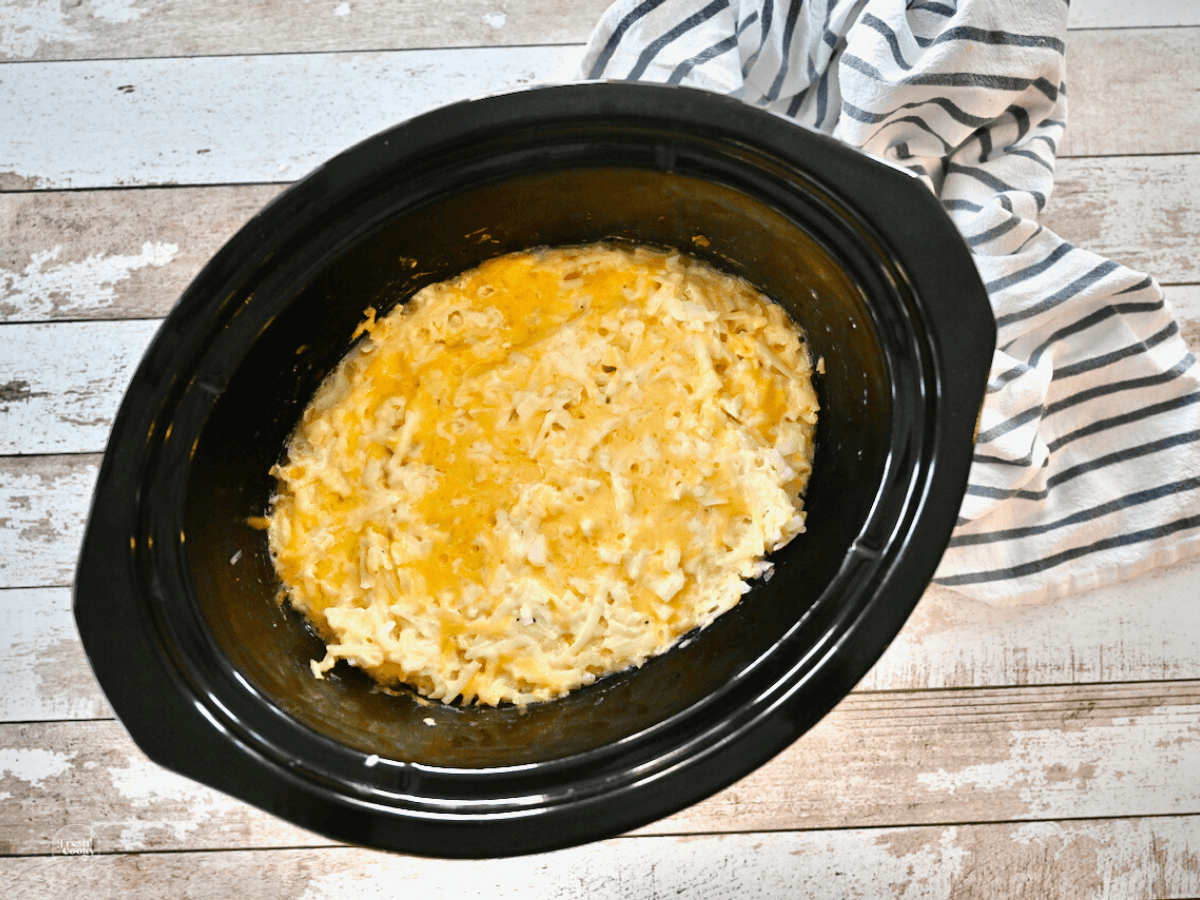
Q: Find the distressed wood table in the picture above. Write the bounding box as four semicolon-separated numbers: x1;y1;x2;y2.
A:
3;1;1200;897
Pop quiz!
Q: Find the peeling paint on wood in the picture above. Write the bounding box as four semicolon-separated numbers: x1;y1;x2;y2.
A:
1;30;1195;190
0;0;1189;65
1046;154;1200;286
0;320;159;455
0;744;75;788
1167;285;1200;355
0;721;329;855
0;242;178;322
0;379;40;404
0;185;283;322
862;553;1200;690
1060;29;1200;157
645;681;1200;837
0;587;110;721
0;0;610;62
3;181;1195;326
1045;156;1200;287
7;818;1200;900
100;752;272;851
0;46;585;190
3;683;1199;854
1069;0;1200;29
0;455;100;588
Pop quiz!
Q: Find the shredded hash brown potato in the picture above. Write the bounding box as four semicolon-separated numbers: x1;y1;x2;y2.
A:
266;243;818;705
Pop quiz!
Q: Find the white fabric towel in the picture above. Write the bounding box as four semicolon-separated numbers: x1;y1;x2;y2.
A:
579;0;1200;605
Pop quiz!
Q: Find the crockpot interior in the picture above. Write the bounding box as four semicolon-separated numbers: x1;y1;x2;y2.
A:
181;165;894;767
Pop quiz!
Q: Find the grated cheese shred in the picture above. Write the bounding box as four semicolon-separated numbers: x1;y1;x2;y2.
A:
266;243;818;705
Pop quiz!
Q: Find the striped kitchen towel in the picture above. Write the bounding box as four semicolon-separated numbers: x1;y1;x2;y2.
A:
579;0;1200;605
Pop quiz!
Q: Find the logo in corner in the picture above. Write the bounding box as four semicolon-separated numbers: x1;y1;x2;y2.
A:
51;824;98;870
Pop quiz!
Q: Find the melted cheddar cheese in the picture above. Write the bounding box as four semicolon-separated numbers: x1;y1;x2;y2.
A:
267;243;818;705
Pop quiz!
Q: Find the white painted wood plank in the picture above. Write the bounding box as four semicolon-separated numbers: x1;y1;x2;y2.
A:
1059;28;1200;158
1069;0;1200;29
0;185;283;323
0;720;330;854
0;455;100;589
0;320;157;455
4;684;1200;853
0;0;609;62
11;817;1200;900
1;27;1195;190
0;46;584;190
0;0;1187;65
861;552;1200;691
1045;155;1200;286
0;587;110;722
1169;284;1200;358
649;681;1200;836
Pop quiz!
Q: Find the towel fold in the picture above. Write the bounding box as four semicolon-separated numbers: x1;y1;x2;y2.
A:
579;0;1200;604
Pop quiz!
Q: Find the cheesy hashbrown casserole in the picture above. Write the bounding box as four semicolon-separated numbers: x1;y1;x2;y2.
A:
266;243;819;705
